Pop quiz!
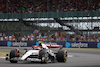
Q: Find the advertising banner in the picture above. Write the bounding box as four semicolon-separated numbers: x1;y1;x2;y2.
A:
0;41;7;46
65;42;97;48
0;41;100;48
7;41;28;47
6;41;36;47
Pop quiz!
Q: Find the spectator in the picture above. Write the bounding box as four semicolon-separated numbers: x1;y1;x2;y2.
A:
0;0;99;13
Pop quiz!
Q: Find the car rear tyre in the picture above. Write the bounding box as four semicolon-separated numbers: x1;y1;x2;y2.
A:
9;49;19;63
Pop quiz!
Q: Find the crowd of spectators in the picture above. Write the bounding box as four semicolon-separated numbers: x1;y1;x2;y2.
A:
0;0;100;13
0;31;100;42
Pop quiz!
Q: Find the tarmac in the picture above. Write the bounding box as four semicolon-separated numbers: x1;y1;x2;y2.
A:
0;47;100;67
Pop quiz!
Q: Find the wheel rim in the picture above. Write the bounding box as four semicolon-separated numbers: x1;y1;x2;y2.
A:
64;50;67;62
42;53;49;63
44;53;49;63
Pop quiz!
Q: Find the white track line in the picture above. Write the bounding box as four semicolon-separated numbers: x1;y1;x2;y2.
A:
68;55;74;57
0;55;74;59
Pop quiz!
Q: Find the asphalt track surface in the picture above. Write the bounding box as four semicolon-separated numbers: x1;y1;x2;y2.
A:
0;47;100;67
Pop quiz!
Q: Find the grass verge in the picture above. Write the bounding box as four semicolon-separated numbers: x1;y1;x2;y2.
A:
0;50;24;57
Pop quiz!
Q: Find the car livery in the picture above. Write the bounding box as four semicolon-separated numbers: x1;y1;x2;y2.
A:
6;43;67;63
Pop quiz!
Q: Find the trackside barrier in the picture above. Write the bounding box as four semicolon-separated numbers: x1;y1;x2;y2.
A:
0;41;100;48
0;11;100;19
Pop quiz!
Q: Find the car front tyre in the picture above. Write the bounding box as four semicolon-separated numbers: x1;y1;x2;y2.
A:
56;50;67;62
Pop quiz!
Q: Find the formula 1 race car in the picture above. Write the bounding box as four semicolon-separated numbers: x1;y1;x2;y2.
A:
5;43;67;63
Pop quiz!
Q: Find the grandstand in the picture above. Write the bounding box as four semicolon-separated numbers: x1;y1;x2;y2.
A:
0;0;100;41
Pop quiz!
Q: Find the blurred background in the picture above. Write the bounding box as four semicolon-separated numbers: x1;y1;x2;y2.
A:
0;0;100;42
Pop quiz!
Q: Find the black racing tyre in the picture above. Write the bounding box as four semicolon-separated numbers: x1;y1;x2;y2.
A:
39;50;49;63
56;50;67;62
9;49;19;63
